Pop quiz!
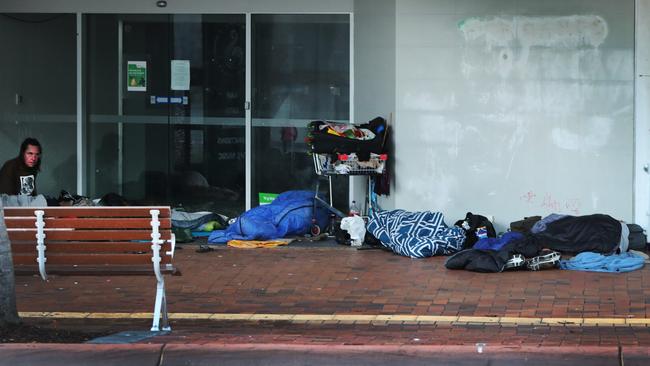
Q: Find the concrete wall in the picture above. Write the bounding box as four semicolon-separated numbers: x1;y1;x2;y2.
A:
635;0;650;230
394;0;635;230
353;0;396;211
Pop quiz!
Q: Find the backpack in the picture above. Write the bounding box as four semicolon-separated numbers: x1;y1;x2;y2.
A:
454;212;497;249
509;216;542;233
627;224;647;251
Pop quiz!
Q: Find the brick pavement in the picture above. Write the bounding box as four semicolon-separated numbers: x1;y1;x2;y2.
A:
13;245;650;345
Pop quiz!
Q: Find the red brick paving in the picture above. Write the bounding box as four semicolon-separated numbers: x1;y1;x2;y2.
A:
13;245;650;345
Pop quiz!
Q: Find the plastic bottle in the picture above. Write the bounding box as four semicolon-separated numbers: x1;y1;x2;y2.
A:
349;200;361;216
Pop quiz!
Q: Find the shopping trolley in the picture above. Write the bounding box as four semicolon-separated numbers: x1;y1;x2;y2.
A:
310;152;388;235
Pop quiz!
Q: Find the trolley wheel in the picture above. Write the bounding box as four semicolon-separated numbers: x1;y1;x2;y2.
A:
310;224;321;236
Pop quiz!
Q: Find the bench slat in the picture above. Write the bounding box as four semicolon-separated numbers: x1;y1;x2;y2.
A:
3;207;171;218
5;217;171;229
14;264;179;276
13;253;173;266
10;241;172;254
8;230;172;241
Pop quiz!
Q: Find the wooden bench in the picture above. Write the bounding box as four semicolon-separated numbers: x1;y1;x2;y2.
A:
4;206;178;331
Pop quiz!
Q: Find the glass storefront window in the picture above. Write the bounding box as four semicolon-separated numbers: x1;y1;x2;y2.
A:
2;13;351;215
0;13;77;197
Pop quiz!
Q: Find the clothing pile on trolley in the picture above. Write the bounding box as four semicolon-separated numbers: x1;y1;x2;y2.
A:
307;117;388;161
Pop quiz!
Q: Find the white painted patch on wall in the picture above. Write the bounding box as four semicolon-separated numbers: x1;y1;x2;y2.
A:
458;15;609;78
551;116;612;152
458;15;608;49
458;16;514;49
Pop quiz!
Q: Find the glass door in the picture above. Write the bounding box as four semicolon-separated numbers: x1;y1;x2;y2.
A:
86;14;245;216
167;14;245;217
86;13;350;214
251;14;350;209
86;14;171;204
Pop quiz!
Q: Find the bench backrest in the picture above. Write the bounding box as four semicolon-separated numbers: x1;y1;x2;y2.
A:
4;206;175;275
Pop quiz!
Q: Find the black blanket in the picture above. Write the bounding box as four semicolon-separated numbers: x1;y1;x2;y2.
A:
535;214;621;254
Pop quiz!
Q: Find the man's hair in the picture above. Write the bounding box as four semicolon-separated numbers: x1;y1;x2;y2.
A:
19;137;42;171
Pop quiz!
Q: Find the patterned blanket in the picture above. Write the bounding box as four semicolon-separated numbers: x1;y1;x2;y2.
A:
367;210;465;258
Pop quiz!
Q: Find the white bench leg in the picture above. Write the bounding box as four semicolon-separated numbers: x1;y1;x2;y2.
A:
151;278;170;331
149;209;170;331
161;284;170;331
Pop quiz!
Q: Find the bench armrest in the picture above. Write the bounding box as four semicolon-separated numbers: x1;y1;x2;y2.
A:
166;233;176;258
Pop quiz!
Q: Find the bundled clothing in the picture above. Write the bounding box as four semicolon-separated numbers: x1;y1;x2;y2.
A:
1;193;47;207
367;210;465;258
172;210;222;230
445;235;541;273
560;252;645;273
473;231;524;251
530;214;567;233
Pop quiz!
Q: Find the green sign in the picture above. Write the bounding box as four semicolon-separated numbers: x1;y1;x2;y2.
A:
258;192;279;205
127;61;147;91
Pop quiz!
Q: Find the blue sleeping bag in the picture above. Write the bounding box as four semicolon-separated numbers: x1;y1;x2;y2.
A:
208;190;329;244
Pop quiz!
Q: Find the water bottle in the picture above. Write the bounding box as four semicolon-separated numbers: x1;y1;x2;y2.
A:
349;200;360;216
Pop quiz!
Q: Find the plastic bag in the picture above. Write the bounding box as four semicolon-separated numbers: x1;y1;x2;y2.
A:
340;216;366;247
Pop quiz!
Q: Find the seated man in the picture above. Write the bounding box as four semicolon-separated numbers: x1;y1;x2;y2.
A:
0;137;42;196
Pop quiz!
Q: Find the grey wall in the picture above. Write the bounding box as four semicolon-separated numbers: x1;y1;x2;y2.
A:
395;1;635;230
353;0;396;211
635;0;650;230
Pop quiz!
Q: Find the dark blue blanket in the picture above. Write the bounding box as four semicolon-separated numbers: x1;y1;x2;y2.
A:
208;190;329;244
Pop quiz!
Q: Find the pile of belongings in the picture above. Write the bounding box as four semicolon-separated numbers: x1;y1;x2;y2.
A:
317;122;376;140
307;117;388;160
445;214;643;273
172;209;228;243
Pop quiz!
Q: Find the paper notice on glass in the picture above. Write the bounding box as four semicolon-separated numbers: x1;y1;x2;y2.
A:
171;60;190;91
127;61;147;92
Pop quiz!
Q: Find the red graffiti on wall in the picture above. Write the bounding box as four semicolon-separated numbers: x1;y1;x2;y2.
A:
520;191;581;215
